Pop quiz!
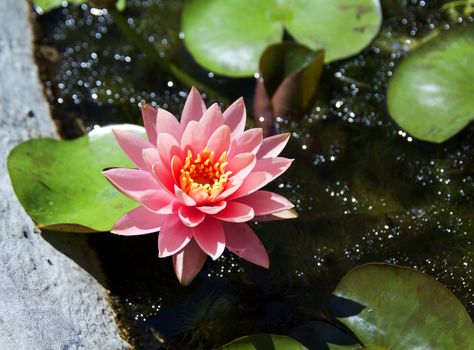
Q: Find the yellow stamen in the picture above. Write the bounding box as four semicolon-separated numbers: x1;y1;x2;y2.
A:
179;147;231;198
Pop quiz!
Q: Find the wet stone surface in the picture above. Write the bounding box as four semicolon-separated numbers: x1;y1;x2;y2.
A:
0;0;129;348
35;0;473;349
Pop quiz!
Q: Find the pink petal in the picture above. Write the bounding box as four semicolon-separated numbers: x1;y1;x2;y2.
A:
156;108;181;141
141;103;158;146
206;125;231;159
158;214;193;257
223;97;246;137
223;222;269;268
152;163;175;194
173;239;207;286
256;133;291;159
227;172;273;200
103;168;159;201
112;205;165;235
227;153;256;180
253;157;293;176
199;103;224;140
174;185;197;206
236;190;294;215
181;120;206;155
157;133;182;167
228;157;295;199
254;209;299;222
197;201;227;214
178;206;206;227
113;129;154;170
192;217;226;260
180;87;206;128
142;148;160;171
139;189;174;214
228;128;263;158
214;201;254;222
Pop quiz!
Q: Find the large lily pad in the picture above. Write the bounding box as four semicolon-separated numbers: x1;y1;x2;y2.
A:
387;26;474;143
182;0;381;77
332;263;474;349
7;125;142;232
182;0;283;77
221;334;308;350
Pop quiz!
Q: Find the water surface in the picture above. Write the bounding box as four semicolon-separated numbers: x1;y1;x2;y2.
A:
35;1;473;348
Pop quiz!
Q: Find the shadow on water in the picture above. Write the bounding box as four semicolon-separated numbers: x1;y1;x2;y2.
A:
325;295;366;318
287;296;366;349
34;0;474;348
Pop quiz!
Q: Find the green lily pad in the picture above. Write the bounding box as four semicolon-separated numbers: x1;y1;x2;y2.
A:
182;0;283;77
182;0;381;77
221;334;308;350
332;263;474;349
387;26;474;143
259;42;324;116
7;125;142;232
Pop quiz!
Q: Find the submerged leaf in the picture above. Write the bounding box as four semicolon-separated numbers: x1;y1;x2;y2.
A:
33;0;86;13
7;125;143;232
33;0;126;13
387;26;474;143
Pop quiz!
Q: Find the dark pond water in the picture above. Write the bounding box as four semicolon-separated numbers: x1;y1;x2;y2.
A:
35;0;473;348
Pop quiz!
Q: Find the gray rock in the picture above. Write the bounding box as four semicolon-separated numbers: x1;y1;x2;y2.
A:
0;1;130;349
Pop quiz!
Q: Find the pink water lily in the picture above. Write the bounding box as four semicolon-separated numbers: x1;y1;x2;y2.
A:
103;88;296;285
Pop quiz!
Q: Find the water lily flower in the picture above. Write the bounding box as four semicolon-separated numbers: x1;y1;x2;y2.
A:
103;88;296;285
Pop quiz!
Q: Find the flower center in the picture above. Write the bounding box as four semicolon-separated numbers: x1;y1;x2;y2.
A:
179;147;231;197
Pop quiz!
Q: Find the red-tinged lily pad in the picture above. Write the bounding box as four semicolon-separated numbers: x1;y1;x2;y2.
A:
387;26;474;143
331;263;474;349
182;0;381;77
259;42;324;117
7;125;143;232
221;334;308;350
